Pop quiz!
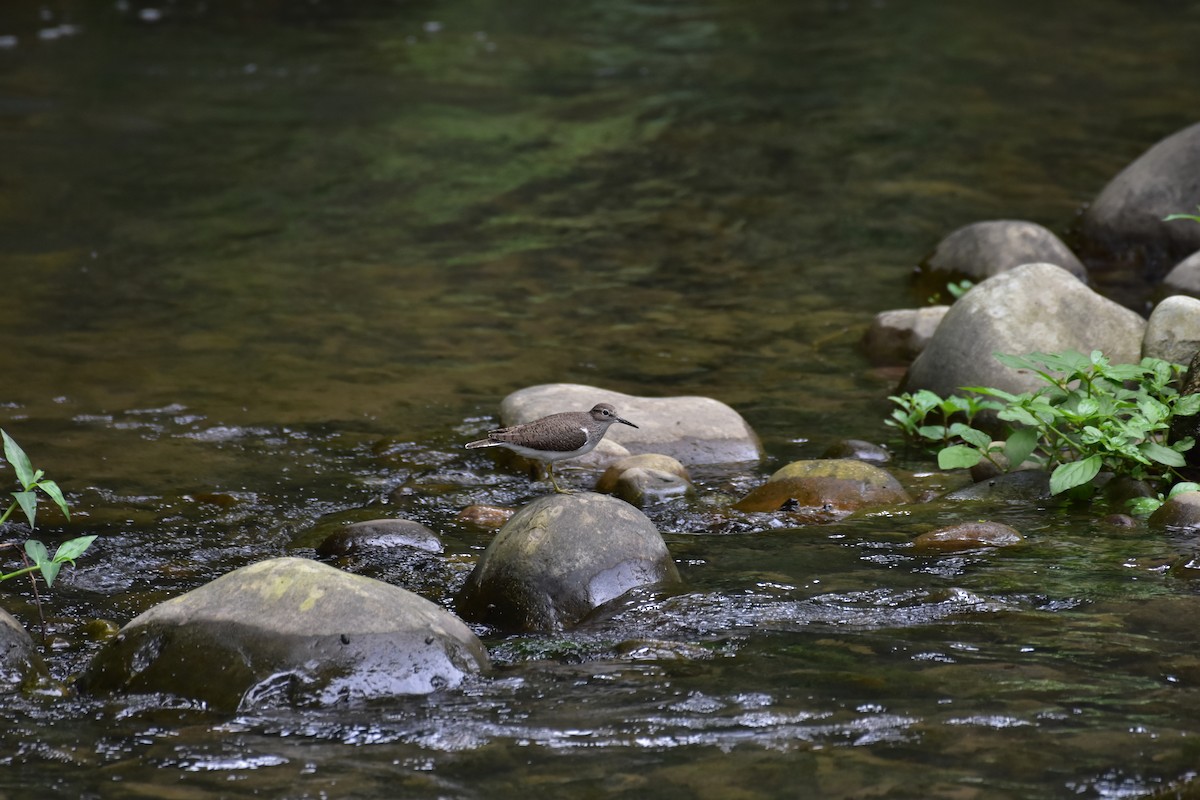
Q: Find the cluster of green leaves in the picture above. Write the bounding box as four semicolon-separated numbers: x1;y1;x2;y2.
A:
887;351;1200;496
1;430;94;588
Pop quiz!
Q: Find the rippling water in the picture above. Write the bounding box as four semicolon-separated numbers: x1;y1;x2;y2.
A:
3;0;1200;797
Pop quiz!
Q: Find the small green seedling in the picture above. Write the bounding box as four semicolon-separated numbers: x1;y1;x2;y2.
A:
1;429;94;587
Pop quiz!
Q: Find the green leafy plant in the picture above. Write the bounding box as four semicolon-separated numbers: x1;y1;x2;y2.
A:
887;351;1200;495
1;429;94;588
927;278;974;305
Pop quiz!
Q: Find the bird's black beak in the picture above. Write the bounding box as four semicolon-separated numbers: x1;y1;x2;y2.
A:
617;416;638;429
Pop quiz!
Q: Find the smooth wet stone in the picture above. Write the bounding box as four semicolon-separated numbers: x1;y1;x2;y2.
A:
315;518;442;557
79;557;489;710
0;607;44;691
596;454;692;505
456;492;680;632
903;263;1146;399
1142;295;1200;365
820;439;891;464
732;459;910;516
943;470;1055;502
918;219;1087;284
496;384;762;467
912;521;1024;552
1149;491;1200;530
861;306;948;366
456;504;515;529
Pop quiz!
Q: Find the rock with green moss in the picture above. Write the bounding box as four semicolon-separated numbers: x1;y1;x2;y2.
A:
456;492;680;632
732;459;910;517
79;557;488;711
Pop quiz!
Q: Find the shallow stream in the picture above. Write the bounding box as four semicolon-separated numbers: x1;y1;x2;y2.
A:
4;1;1200;797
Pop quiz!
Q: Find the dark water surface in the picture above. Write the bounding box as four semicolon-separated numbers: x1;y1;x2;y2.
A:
4;1;1200;797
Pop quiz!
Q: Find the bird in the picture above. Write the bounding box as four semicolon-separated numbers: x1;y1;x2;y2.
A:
465;402;639;493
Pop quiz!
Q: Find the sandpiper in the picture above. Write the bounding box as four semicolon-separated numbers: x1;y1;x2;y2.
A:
465;402;639;493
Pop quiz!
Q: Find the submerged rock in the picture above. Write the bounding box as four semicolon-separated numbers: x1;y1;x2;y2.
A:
918;219;1087;285
315;518;442;557
732;459;910;517
861;306;948;366
494;384;762;467
79;557;489;711
943;470;1055;502
913;521;1024;552
596;453;692;505
0;607;44;691
456;492;680;632
820;439;891;464
1078;121;1200;278
456;504;515;529
903;263;1145;398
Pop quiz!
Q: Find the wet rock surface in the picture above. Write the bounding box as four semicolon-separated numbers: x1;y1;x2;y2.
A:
79;557;489;710
456;492;680;632
315;518;443;557
912;521;1024;551
918;219;1087;284
0;607;43;691
732;459;910;518
495;384;763;466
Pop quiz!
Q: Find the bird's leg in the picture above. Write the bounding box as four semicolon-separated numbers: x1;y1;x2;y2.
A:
546;462;570;494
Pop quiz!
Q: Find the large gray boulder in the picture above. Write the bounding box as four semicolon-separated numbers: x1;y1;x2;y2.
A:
79;557;489;710
1143;295;1200;365
903;263;1146;398
1078;122;1200;276
495;384;761;466
1;607;43;691
918;219;1087;284
456;492;680;632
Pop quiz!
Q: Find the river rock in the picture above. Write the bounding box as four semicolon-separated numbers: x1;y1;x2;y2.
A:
456;492;680;632
917;220;1087;284
903;263;1146;398
456;504;515;529
494;385;761;467
79;557;489;710
1142;295;1200;365
861;306;948;365
1163;250;1200;297
820;439;891;463
0;607;43;691
315;518;442;557
596;454;692;505
1149;491;1200;530
1078;122;1200;277
732;459;910;517
943;469;1054;502
913;521;1023;552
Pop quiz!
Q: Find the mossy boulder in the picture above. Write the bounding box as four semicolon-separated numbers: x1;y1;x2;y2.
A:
732;459;911;517
456;492;680;632
79;557;489;711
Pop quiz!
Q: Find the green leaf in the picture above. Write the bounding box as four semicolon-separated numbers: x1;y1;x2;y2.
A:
917;424;948;441
38;560;62;587
53;535;96;563
37;480;70;519
1049;455;1103;495
938;445;983;470
1;430;36;489
24;539;49;565
948;423;991;449
1140;440;1187;467
1004;427;1039;467
12;490;37;529
1174;393;1200;417
1168;482;1200;499
1127;496;1163;517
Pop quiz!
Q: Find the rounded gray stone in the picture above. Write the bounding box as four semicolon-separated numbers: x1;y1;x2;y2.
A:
79;557;489;710
1143;295;1200;365
456;492;680;632
920;219;1087;282
903;263;1146;398
861;306;949;365
0;607;43;691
